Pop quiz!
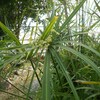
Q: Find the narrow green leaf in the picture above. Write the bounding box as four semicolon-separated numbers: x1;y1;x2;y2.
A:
85;20;100;32
54;10;64;31
50;48;79;100
75;80;100;85
57;40;100;57
26;59;36;100
42;51;51;100
0;53;24;69
41;16;58;40
57;45;100;77
0;22;21;45
0;44;31;51
94;0;100;12
59;0;86;31
85;93;100;100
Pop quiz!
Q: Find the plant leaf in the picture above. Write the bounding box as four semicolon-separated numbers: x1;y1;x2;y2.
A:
57;40;100;57
0;22;21;45
50;48;80;100
57;45;100;77
41;16;58;40
42;51;51;100
94;0;100;12
59;0;86;32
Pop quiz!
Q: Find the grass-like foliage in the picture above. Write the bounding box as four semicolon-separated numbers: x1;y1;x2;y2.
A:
0;0;100;100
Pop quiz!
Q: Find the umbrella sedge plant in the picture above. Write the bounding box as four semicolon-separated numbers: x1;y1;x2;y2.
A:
0;0;100;100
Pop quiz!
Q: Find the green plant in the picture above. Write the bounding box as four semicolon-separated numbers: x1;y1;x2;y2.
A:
0;0;100;100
